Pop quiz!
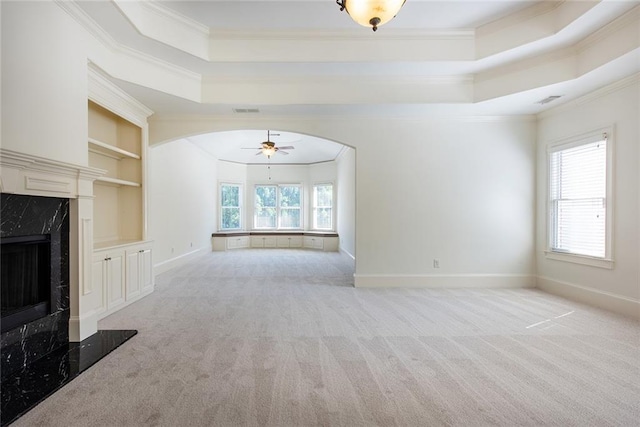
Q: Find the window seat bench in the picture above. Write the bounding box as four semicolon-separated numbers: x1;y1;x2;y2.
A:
211;231;338;251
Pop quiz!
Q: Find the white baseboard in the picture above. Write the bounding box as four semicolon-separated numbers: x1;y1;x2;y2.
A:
536;276;640;319
154;247;209;276
340;247;355;261
354;274;535;288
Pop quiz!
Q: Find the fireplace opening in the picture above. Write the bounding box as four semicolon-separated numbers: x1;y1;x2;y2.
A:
1;234;52;333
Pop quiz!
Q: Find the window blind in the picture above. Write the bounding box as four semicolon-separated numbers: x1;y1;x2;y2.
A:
549;137;607;258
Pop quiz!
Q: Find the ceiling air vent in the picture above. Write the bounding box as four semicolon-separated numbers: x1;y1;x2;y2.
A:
233;108;260;114
537;95;562;105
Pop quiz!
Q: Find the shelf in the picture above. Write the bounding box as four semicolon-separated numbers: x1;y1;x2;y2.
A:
94;176;141;187
88;138;140;160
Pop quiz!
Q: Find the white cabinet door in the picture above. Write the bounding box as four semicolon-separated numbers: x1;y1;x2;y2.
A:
251;237;264;248
140;248;153;293
264;236;277;248
289;236;303;248
106;252;125;310
126;250;141;300
126;246;153;298
228;236;250;249
92;255;106;311
303;237;314;248
304;237;324;249
277;237;290;248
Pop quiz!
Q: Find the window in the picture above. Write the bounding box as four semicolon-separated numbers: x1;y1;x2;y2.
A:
254;185;277;228
279;185;301;228
254;184;302;229
547;130;612;267
220;184;242;230
313;184;333;230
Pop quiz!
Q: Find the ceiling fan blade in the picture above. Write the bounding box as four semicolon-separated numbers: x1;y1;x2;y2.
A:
241;147;261;150
277;150;290;155
277;146;295;150
255;151;264;155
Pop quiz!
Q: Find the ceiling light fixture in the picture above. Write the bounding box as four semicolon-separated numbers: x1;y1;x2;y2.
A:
262;144;277;158
336;0;406;32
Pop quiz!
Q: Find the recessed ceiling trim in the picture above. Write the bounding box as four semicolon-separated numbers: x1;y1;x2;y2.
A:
209;28;475;41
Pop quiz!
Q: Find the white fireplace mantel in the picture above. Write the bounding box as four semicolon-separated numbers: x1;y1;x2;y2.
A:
0;148;104;198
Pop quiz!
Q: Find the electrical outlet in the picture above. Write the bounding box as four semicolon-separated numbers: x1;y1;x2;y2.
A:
171;247;174;253
433;259;440;268
190;242;193;247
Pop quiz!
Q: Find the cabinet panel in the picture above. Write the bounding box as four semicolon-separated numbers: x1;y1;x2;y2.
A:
304;237;324;250
264;236;277;248
227;236;249;249
92;256;106;311
251;237;264;247
289;236;303;248
126;251;141;300
126;246;153;298
140;249;153;293
106;253;125;310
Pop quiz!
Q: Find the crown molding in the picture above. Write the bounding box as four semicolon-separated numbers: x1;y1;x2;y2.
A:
150;113;536;124
143;0;209;36
574;4;640;54
54;0;118;51
202;74;474;86
476;0;565;37
88;64;154;125
114;0;210;61
55;1;200;84
209;28;474;42
537;72;640;119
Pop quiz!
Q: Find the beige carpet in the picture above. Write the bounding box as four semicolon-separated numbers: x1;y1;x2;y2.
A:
14;249;640;426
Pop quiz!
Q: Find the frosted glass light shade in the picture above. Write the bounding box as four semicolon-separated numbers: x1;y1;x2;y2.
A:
342;0;406;31
262;147;276;157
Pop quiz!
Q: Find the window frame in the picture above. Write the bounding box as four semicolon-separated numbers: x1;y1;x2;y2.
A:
545;126;614;269
253;183;303;230
219;182;243;231
312;182;335;231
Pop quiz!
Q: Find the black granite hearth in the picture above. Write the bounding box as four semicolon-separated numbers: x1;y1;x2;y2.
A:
1;329;137;426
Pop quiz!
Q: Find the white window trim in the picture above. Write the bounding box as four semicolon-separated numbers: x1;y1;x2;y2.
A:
545;126;615;269
253;183;304;230
218;182;243;231
311;182;336;231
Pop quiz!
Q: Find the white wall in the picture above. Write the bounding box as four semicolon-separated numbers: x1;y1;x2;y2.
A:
536;77;640;316
149;140;217;273
337;147;356;258
1;2;88;166
353;119;535;286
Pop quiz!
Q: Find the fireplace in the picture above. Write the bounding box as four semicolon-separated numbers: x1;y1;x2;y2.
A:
0;193;69;380
1;235;53;333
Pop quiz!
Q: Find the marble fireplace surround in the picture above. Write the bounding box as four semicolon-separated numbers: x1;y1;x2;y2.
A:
0;148;103;342
1;193;70;379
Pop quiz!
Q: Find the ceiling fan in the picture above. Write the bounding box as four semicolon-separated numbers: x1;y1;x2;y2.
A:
242;130;295;158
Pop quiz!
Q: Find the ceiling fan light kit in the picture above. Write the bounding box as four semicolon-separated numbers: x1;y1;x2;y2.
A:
336;0;406;32
241;130;296;158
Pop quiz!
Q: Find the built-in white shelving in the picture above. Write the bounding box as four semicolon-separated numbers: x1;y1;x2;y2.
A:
94;176;141;187
88;137;141;160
